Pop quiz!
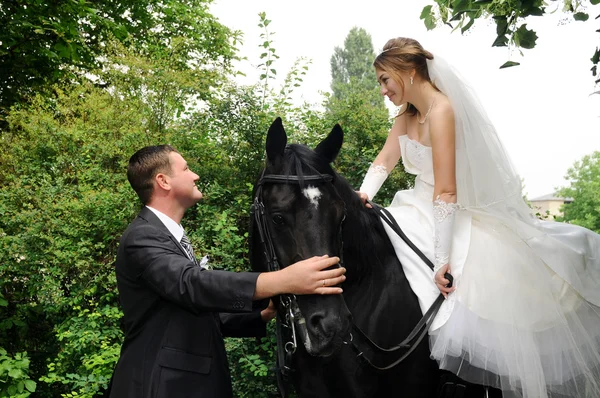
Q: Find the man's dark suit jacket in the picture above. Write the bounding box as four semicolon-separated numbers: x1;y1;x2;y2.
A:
109;207;266;398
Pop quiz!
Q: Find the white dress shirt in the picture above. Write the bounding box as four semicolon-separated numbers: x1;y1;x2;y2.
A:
146;206;210;269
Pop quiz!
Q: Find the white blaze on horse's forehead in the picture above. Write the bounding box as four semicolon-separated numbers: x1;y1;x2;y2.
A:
302;186;322;208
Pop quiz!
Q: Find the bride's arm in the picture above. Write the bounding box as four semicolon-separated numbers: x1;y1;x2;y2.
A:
430;102;459;297
431;102;457;203
357;110;407;201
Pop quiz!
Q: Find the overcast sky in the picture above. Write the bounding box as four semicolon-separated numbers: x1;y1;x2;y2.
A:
210;0;600;199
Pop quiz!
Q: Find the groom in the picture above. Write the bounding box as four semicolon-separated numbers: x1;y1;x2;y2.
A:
108;145;346;398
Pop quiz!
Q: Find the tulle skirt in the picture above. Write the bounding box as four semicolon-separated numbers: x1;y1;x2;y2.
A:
382;189;600;398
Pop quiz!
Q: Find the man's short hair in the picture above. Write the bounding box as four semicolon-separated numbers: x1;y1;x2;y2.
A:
127;145;178;204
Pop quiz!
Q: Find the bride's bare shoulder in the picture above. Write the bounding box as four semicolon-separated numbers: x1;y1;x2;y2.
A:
432;96;454;121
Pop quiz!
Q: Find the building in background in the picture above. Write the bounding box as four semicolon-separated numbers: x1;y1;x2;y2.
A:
529;192;574;220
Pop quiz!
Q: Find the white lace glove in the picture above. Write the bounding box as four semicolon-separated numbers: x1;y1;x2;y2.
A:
359;164;388;200
433;196;461;277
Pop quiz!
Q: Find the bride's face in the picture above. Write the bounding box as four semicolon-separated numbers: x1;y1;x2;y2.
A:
376;69;406;106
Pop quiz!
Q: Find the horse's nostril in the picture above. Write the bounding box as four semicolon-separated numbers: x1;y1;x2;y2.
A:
307;310;343;339
309;313;325;329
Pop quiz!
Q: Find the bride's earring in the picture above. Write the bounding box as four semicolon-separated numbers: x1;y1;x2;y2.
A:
410;76;414;85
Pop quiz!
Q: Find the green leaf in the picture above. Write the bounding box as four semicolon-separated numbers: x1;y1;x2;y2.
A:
9;367;23;378
591;0;599;5
494;16;508;36
423;14;436;30
591;48;600;64
523;6;544;17
450;11;466;22
500;61;520;69
573;12;589;22
0;319;14;329
0;298;7;306
54;42;72;59
492;34;508;47
420;5;432;19
24;379;36;392
440;5;449;23
461;17;475;33
452;0;472;14
514;24;538;49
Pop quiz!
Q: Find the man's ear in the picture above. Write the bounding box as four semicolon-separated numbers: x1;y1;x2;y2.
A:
155;173;170;191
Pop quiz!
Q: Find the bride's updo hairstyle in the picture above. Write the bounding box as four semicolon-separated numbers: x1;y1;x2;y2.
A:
374;37;437;116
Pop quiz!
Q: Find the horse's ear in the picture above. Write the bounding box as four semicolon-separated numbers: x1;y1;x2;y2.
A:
266;117;287;163
315;124;343;163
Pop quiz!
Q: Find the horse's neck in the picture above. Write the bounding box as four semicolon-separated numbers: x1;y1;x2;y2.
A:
341;205;423;339
341;206;398;293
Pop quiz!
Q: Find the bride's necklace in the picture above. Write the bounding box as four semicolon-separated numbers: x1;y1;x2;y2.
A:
416;101;434;124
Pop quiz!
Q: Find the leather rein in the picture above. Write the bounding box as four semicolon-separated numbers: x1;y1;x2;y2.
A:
250;171;453;394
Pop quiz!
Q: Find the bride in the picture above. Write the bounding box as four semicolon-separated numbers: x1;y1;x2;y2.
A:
357;37;600;398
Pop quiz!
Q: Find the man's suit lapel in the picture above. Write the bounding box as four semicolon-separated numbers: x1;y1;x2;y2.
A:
137;207;190;259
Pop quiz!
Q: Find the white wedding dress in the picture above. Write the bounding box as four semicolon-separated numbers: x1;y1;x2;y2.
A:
381;134;600;398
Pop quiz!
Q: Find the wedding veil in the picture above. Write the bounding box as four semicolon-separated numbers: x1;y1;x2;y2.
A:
426;56;537;226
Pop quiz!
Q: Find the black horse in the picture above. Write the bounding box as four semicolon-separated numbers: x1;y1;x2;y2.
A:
250;118;500;398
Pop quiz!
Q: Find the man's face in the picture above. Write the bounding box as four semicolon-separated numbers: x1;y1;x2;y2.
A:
167;152;203;207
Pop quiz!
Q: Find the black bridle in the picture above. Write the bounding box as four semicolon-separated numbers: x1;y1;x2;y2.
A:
250;171;338;398
250;170;453;395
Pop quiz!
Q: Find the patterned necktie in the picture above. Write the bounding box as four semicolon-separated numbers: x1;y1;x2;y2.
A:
180;232;198;265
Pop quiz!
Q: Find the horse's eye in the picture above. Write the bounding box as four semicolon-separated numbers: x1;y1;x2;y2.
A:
272;215;285;225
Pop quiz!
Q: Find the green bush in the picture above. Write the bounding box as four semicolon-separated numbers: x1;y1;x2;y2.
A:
0;348;36;397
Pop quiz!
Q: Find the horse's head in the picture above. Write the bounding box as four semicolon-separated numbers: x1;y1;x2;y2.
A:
250;117;352;357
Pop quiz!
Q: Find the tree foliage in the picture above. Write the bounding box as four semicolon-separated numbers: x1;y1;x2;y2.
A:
330;27;381;100
0;80;146;397
0;8;333;395
0;0;238;124
0;8;245;391
557;151;600;233
421;0;600;81
325;27;414;204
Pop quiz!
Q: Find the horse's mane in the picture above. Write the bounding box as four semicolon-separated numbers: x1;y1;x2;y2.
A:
281;144;394;278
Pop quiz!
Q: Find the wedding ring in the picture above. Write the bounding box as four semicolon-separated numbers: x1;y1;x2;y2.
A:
322;279;326;287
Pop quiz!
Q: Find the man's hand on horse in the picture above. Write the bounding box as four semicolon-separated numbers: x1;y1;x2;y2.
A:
285;255;346;295
356;191;373;208
434;264;456;298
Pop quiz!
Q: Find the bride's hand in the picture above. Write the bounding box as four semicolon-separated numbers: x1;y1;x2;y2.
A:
355;191;372;208
434;264;456;298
